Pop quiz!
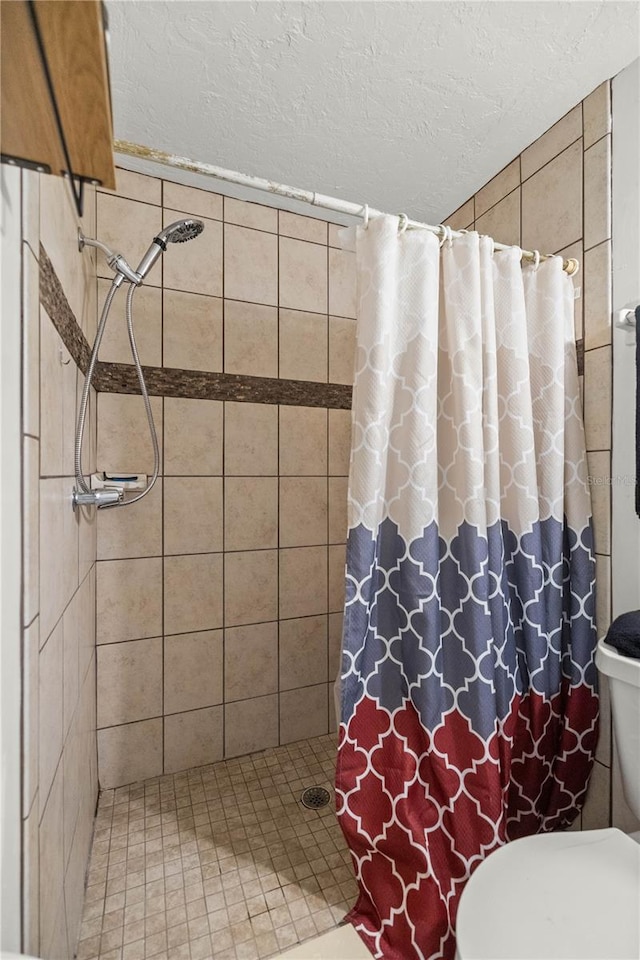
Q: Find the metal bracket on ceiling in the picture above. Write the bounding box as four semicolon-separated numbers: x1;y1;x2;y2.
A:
26;0;102;219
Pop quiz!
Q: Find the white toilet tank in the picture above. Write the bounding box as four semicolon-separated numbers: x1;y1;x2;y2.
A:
596;637;640;818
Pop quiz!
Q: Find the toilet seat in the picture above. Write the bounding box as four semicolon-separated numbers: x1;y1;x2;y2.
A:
455;828;640;959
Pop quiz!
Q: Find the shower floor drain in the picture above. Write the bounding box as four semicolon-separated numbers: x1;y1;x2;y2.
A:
300;786;331;810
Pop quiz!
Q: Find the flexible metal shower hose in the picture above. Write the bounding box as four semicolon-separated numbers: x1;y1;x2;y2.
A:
74;280;160;507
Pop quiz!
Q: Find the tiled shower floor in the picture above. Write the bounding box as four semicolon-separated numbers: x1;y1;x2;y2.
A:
77;735;359;960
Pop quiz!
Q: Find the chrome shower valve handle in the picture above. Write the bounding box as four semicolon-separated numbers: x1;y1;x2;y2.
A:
72;487;123;509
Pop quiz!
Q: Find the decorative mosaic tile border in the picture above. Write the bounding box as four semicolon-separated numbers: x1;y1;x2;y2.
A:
40;244;584;403
92;362;352;409
40;244;93;373
39;245;352;410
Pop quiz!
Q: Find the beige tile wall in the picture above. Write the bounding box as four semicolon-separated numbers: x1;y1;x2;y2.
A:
446;80;613;831
21;171;100;958
95;170;356;786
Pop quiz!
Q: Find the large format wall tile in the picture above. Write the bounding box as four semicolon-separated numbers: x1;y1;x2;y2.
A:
98;280;162;366
583;81;611;149
328;477;349;544
328;248;357;319
97;478;162;560
225;402;278;476
279;237;328;314
97;637;163;727
224;300;278;378
164;706;224;772
97;393;163;476
279;616;328;690
521;103;582;180
102;168;161;206
96;557;163;643
224;621;278;702
224;477;278;551
583;345;612;452
164;476;223;555
521;140;583;254
475;158;520;219
224;694;279;758
23;245;40;437
583;136;611;251
39;620;63;814
587;451;611;554
329;317;356;386
224;224;278;305
279;546;328;620
581;759;611;829
279;309;328;383
40;307;65;476
23;619;39;818
225;550;278;627
328;409;352;476
163;289;223;372
583;241;612;350
279;211;327;244
280;684;328;743
164;553;223;634
97;718;163;787
444;198;474;232
164;630;223;714
164;398;223;476
475;188;520;248
23;437;39;626
23;800;39;955
279;477;328;547
225;196;277;233
62;591;80;740
36;482;71;623
163;181;222;220
39;760;65;957
328;544;347;613
279;406;327;475
41;174;97;327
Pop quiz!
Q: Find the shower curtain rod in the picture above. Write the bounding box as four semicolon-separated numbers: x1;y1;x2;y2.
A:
114;139;580;277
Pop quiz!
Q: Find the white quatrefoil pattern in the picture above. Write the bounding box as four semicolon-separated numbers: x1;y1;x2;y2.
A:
335;217;598;960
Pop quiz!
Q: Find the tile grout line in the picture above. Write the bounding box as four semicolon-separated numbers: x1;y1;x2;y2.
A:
161;177;166;781
277;207;281;750
222;193;227;763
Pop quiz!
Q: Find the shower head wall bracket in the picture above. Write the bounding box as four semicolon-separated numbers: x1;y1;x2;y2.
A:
78;228;141;285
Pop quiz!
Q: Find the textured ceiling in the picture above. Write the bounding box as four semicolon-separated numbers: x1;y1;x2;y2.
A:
106;1;639;222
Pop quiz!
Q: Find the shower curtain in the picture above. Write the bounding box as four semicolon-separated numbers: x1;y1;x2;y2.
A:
335;217;599;960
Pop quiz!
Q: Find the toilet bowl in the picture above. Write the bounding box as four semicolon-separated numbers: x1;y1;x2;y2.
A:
455;637;640;960
455;827;640;959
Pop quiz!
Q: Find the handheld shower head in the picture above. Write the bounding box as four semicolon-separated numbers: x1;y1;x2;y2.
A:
161;219;205;244
135;218;205;280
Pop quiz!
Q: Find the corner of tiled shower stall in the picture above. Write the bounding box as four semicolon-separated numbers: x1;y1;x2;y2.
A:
21;167;100;958
91;170;356;789
445;78;615;833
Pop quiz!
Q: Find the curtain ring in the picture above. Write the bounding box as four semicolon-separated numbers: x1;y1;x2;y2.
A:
362;203;369;229
438;224;452;247
532;250;540;270
398;213;409;234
